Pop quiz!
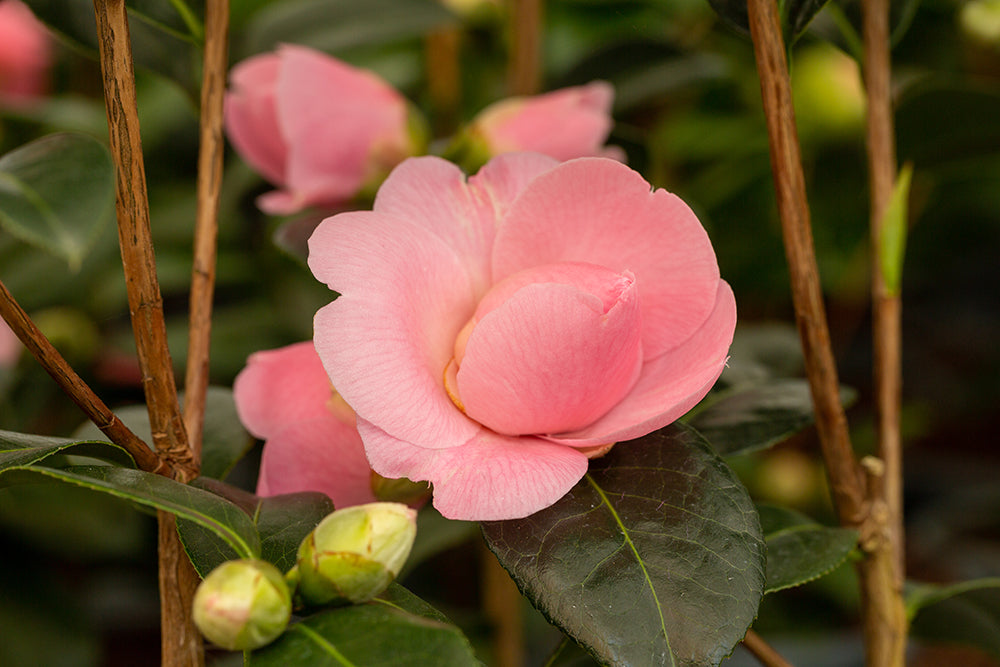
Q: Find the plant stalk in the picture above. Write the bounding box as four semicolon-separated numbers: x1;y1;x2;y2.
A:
184;0;229;459
507;0;543;95
746;2;907;665
0;280;167;476
92;1;203;664
743;629;795;667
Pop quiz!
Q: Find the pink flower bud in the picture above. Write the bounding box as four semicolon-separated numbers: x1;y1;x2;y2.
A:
0;0;52;105
224;45;421;215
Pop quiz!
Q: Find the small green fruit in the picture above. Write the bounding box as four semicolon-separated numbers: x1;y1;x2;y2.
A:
192;559;291;651
297;502;417;606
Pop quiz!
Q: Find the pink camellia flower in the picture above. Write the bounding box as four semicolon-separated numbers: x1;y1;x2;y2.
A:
233;341;376;509
0;0;52;105
309;153;736;521
224;44;419;215
1;319;21;367
470;82;623;162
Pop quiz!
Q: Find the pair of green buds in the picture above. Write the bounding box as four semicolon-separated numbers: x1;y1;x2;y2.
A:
191;502;418;651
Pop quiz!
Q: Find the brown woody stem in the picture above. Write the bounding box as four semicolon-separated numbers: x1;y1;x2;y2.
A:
746;2;908;665
743;629;795;667
746;0;866;526
183;0;229;460
507;0;543;95
92;1;203;664
0;280;167;476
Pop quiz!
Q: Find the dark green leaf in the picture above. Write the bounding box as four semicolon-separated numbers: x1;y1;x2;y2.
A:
757;505;858;594
0;464;260;559
179;478;333;577
73;387;252;480
240;0;454;57
482;424;765;667
22;0;203;93
908;578;1000;660
249;584;480;666
0;429;135;469
0;133;115;271
897;81;1000;167
400;509;479;579
686;379;854;457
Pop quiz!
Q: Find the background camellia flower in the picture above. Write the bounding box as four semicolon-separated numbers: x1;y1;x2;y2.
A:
233;341;377;509
224;44;420;215
0;0;52;105
0;320;21;367
309;152;737;521
468;82;624;162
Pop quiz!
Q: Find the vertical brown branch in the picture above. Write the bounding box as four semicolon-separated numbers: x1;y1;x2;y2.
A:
745;0;866;526
426;26;462;135
0;280;166;476
481;544;525;667
863;0;904;585
92;2;202;664
507;0;543;95
184;0;229;459
746;2;907;665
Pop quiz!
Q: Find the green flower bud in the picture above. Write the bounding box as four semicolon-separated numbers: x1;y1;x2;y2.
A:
297;502;417;606
192;559;291;651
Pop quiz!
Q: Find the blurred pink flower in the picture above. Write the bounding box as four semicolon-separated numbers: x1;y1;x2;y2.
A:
233;341;377;508
224;45;418;215
0;319;20;367
309;153;736;521
470;82;623;161
0;0;52;105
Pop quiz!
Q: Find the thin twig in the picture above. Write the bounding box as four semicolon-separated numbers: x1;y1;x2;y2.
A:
183;0;229;462
0;280;167;476
93;0;193;479
743;629;795;667
746;3;907;665
480;543;525;667
507;0;543;95
746;0;866;526
862;0;905;587
426;26;462;135
92;2;203;665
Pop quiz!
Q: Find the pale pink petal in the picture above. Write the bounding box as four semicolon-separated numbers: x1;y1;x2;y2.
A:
0;0;51;102
477;82;615;161
493;158;721;358
0;319;21;367
276;44;408;208
309;209;480;450
549;281;737;446
358;419;589;520
369;155;556;296
233;341;332;440
457;266;643;435
224;54;287;185
257;416;376;509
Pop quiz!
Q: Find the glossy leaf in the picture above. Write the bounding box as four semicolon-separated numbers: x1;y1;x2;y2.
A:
0;429;135;469
179;478;334;577
908;578;1000;660
0;134;115;271
686;379;854;457
249;584;479;666
758;505;858;594
482;424;765;667
74;387;251;480
0;464;260;559
22;0;203;93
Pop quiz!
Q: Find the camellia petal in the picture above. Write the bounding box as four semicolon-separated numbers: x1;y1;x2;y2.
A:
233;341;335;440
224;54;286;185
550;281;737;446
357;419;589;521
310;210;481;450
493;158;721;359
256;416;376;509
456;266;643;435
